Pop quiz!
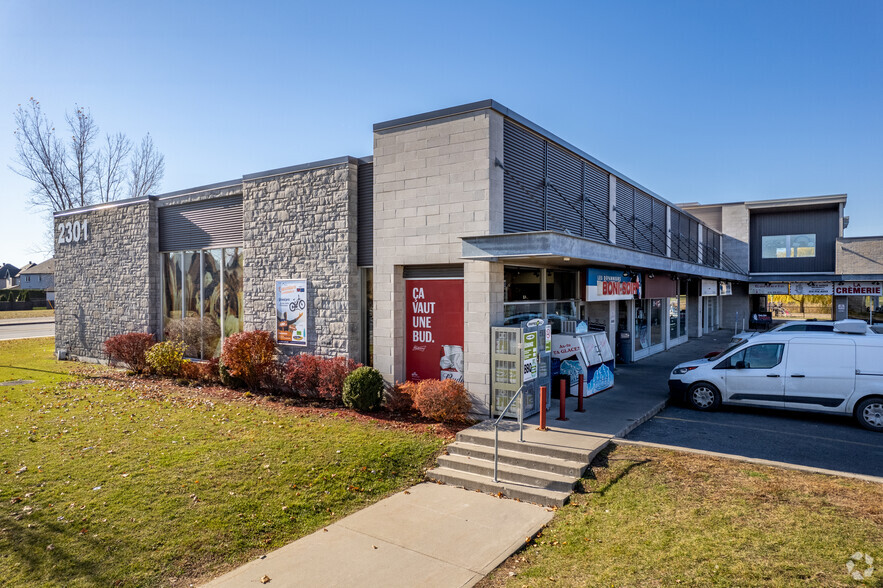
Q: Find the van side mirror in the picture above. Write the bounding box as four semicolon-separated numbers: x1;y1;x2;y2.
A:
735;360;747;369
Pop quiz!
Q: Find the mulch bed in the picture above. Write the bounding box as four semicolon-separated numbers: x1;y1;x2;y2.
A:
66;363;471;440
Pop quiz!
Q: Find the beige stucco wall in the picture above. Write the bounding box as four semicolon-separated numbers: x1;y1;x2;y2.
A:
372;109;504;410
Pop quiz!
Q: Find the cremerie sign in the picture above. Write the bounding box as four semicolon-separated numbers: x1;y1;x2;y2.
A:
834;282;883;296
586;268;641;301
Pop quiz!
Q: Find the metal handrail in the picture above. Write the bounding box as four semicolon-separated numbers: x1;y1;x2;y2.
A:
492;385;525;483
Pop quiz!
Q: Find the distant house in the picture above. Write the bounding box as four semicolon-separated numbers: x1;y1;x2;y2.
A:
16;259;55;292
0;263;20;289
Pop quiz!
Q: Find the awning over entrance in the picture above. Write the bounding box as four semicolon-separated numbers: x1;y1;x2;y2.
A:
461;231;748;282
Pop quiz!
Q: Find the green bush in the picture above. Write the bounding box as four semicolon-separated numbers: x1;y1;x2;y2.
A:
342;366;384;412
145;339;186;377
219;360;245;389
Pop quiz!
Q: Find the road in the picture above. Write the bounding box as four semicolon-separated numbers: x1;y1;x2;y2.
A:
0;319;55;340
627;404;883;478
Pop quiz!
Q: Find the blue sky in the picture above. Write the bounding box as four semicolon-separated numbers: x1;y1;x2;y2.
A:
1;0;881;266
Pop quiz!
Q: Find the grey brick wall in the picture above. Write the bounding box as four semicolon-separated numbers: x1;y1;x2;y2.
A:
54;200;159;361
836;237;883;275
242;162;361;361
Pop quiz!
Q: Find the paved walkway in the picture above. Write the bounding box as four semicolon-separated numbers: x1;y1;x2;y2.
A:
203;332;731;588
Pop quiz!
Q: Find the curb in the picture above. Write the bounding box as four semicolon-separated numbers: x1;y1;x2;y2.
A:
0;319;55;327
614;398;668;438
614;438;883;485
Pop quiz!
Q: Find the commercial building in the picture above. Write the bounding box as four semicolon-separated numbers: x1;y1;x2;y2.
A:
53;100;883;413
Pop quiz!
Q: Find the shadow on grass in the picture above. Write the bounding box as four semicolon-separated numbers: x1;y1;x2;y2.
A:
576;445;652;497
0;365;69;377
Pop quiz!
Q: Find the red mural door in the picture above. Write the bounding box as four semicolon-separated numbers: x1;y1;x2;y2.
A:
405;278;464;382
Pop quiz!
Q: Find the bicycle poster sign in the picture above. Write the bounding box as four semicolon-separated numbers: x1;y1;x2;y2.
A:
275;279;308;346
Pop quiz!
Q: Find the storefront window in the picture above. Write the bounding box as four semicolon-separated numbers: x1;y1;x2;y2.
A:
503;303;543;325
505;267;542;301
504;266;580;333
547;301;578;332
669;298;679;340
162;247;243;359
679;295;687;338
546;269;577;300
635;300;649;350
762;234;816;258
848;296;882;324
650;298;663;346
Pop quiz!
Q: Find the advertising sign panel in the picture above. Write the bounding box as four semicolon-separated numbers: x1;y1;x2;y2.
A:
275;279;308;346
522;331;538;382
586;268;641;301
833;282;883;296
701;279;718;296
719;281;733;296
405;278;464;382
789;282;833;296
749;283;789;295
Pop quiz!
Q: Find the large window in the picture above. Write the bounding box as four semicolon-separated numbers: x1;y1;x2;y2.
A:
761;234;816;258
162;248;243;359
504;267;579;333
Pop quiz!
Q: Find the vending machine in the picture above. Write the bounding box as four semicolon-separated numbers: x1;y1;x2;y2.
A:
490;319;552;418
551;328;615;398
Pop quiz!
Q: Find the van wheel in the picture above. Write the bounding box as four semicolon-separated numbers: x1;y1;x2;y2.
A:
688;383;721;411
855;397;883;432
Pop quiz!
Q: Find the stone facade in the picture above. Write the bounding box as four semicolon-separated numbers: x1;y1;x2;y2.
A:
243;162;362;361
54;199;159;361
372;109;503;410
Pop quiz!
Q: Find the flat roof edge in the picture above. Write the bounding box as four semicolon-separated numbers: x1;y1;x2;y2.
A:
242;156;359;181
54;196;152;217
153;178;243;201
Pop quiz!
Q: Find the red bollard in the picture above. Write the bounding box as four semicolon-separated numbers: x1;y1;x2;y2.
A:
576;374;586;412
557;378;568;421
539;386;547;430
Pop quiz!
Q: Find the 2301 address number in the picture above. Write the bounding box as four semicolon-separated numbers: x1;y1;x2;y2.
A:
57;220;89;244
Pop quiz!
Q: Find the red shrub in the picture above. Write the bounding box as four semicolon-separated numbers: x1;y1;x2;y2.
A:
411;379;472;423
284;354;324;396
178;357;221;384
318;356;361;401
220;330;277;391
384;381;416;413
103;332;155;374
283;354;361;401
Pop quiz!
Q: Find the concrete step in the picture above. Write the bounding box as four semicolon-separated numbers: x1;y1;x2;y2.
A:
436;453;577;493
445;442;588;478
425;467;571;508
456;429;594;463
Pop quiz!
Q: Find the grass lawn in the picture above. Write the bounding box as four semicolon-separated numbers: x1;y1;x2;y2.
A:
0;338;445;587
481;443;883;588
0;309;55;320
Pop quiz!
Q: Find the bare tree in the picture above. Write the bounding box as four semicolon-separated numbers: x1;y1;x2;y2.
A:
11;98;165;213
64;106;98;207
129;133;165;199
95;132;132;203
12;99;73;211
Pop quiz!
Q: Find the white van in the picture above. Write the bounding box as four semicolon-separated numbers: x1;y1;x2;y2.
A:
669;321;883;431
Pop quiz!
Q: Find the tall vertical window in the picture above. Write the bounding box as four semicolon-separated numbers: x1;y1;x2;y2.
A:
161;247;244;359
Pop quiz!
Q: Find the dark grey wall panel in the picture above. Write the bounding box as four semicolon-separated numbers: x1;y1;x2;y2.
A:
403;265;464;279
546;143;583;236
158;196;243;251
750;208;838;273
615;181;635;249
357;162;373;266
503;120;545;233
583;162;609;242
634;189;653;253
652;200;667;256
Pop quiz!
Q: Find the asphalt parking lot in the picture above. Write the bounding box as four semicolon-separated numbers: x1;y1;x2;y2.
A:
627;402;883;478
0;317;54;341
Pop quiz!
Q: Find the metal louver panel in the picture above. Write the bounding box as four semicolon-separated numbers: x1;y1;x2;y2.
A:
403;265;464;279
671;211;684;261
357;163;373;266
634;190;653;253
546;143;582;236
583;162;608;242
689;219;699;263
615;181;635;249
652;200;667;256
503;120;545;233
158;196;243;252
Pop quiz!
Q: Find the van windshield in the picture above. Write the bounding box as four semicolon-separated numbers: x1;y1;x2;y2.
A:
707;339;748;360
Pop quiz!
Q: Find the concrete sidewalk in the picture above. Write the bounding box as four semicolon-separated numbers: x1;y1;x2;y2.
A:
204;483;553;588
203;331;731;587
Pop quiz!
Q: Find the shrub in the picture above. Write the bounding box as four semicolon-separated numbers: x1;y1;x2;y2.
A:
283;353;323;396
220;330;277;391
103;332;155;374
283;354;361;401
219;360;244;389
411;379;472;423
342;367;384;411
145;339;187;377
384;381;416;413
318;356;361;401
